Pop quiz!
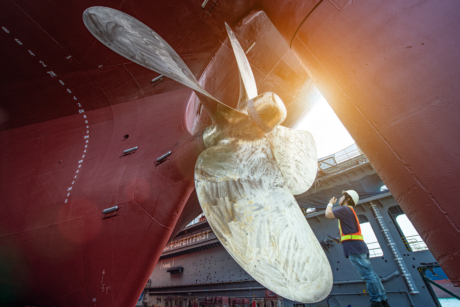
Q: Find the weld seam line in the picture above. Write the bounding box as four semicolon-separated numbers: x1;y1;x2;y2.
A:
41;288;86;306
131;199;171;230
289;0;324;48
123;64;145;98
0;216;85;238
10;0;78;63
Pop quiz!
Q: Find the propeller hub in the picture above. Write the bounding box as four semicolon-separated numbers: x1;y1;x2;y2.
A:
248;92;287;133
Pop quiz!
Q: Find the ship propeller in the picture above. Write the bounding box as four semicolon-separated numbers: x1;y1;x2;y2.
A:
84;7;332;303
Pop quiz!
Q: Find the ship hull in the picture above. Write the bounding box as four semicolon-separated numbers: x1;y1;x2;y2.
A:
1;0;460;305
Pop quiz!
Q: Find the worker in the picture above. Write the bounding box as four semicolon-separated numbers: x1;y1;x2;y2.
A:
325;190;390;307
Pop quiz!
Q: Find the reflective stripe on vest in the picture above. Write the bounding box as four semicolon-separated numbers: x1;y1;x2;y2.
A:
338;206;364;241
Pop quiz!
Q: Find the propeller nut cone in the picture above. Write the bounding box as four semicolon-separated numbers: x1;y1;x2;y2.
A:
248;92;287;133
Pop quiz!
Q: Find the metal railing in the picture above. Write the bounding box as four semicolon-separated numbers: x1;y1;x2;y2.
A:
186;214;206;227
318;143;363;171
334;144;363;164
367;241;384;258
402;235;428;252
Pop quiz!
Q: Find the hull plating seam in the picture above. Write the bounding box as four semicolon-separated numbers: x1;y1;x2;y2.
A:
289;0;323;48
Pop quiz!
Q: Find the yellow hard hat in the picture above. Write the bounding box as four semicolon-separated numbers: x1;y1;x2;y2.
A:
342;190;359;205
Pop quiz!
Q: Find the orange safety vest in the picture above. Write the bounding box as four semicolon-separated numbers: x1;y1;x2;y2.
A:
338;206;364;241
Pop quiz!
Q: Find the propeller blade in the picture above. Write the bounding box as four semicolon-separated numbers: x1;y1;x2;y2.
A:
267;126;318;195
195;138;332;303
225;23;258;110
83;7;244;124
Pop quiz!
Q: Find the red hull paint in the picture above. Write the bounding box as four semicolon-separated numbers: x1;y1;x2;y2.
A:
0;88;206;306
1;0;460;305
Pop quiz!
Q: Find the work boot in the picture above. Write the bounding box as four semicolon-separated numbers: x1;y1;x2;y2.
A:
381;300;391;307
370;302;383;307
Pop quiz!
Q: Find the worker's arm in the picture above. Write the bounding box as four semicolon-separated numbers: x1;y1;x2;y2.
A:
325;197;337;219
